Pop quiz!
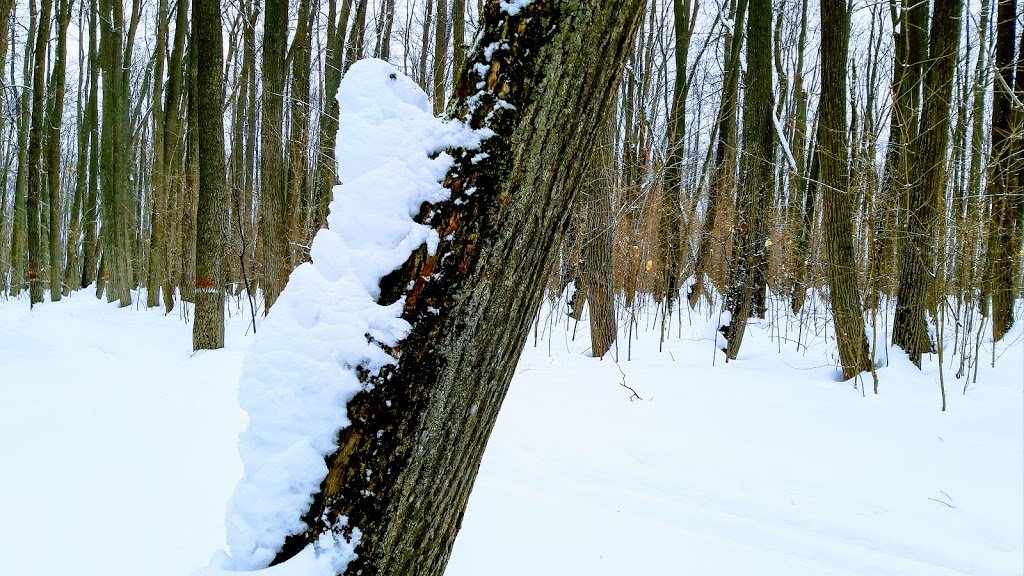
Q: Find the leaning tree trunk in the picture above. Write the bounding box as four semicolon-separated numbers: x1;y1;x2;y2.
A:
722;0;774;359
271;1;646;574
893;0;962;367
819;0;870;379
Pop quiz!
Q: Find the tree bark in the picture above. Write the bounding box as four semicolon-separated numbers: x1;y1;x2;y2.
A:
98;0;133;306
44;0;73;301
26;0;52;305
984;0;1019;341
272;1;645;574
582;115;618;358
80;0;100;289
418;0;433;88
688;0;746;308
872;0;928;302
451;0;465;75
286;0;314;266
312;0;352;234
10;1;36;296
0;0;13;293
259;0;288;310
192;0;226;349
893;0;962;366
146;0;171;309
722;0;773;358
431;0;449;115
819;0;871;379
660;0;692;316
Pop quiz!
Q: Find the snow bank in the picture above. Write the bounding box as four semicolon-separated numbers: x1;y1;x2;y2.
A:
215;59;485;571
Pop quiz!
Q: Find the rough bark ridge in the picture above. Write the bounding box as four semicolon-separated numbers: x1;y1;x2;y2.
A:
819;0;870;380
893;0;962;366
192;0;226;350
271;1;646;574
582;115;618;358
258;0;288;310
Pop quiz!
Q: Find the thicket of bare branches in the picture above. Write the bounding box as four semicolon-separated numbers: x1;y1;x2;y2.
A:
0;0;1021;377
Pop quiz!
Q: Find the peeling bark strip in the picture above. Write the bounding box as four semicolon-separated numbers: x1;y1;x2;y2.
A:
272;1;646;574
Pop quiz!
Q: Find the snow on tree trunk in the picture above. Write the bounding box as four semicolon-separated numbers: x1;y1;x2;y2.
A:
213;1;645;575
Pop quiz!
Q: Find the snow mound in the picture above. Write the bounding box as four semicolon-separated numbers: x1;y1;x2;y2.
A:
216;59;485;571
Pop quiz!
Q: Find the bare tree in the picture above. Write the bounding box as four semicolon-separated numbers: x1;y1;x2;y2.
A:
192;0;227;350
820;0;871;379
893;0;963;366
721;0;774;358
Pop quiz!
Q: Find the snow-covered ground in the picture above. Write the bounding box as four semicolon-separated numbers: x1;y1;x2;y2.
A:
0;290;1021;575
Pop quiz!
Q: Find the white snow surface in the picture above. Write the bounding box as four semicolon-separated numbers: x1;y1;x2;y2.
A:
1;291;1021;576
217;59;484;571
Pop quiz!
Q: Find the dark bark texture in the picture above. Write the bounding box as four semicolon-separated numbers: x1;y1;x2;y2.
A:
819;0;871;379
192;0;226;350
893;0;962;366
722;0;774;358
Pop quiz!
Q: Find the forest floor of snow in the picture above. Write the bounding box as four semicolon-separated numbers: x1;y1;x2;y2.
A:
0;288;1021;576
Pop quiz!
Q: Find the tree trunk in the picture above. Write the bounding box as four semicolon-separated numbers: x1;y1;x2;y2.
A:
583;115;618;358
431;0;449;115
451;0;465;75
893;0;962;366
98;0;133;306
161;0;189;302
375;0;396;60
26;0;52;305
819;0;871;379
45;0;73;301
286;0;313;266
79;0;101;289
192;0;226;350
872;0;928;302
418;0;433;88
272;1;645;574
984;0;1019;341
259;0;288;310
722;0;774;358
146;0;171;309
0;0;13;293
687;0;746;308
660;0;692;316
312;0;352;234
344;0;368;71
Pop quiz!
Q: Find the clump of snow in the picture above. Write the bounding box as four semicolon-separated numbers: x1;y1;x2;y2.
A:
217;59;485;571
499;0;533;16
200;531;360;576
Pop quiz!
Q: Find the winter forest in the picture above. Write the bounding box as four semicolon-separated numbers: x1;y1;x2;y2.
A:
1;0;1022;574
